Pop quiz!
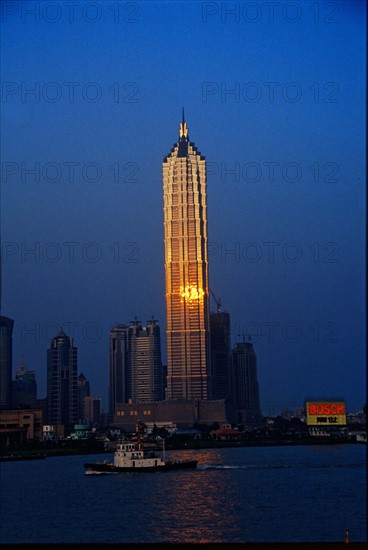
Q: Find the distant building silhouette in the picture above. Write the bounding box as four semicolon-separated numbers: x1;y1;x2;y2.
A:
0;315;14;410
84;396;101;425
47;328;78;433
210;310;231;400
109;324;130;414
231;337;261;426
77;372;90;422
163;112;211;400
12;356;37;408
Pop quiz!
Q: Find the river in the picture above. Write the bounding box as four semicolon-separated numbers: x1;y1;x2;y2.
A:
0;443;366;543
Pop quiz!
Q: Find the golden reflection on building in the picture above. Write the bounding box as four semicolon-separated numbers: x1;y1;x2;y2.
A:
162;111;211;400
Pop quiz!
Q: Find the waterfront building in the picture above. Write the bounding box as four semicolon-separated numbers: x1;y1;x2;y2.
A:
130;318;164;403
109;319;164;412
210;310;231;400
46;328;78;433
109;324;130;414
163;111;211;400
77;372;90;422
0;316;14;410
84;396;101;425
231;337;262;426
113;398;227;431
0;408;43;444
12;356;37;408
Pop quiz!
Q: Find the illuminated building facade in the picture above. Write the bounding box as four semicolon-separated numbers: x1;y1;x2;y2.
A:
163;112;211;400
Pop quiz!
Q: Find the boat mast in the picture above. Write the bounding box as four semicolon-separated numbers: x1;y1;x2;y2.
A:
136;421;142;452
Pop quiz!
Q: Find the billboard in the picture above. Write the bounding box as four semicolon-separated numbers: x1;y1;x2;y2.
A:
306;401;346;426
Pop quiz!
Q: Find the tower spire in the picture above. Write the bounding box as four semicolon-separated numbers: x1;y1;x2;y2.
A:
179;108;188;138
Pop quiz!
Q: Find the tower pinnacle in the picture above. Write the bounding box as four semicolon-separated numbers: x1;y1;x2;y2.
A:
179;107;188;138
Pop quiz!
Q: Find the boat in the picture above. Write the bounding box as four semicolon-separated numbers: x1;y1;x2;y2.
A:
84;422;198;473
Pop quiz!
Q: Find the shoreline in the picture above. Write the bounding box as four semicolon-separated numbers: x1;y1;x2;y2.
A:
0;437;364;461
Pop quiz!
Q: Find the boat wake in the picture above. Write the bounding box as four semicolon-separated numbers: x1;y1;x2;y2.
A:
198;464;293;470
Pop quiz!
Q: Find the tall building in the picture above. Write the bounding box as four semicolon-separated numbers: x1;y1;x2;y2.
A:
163;111;211;400
77;372;90;422
0;315;14;410
210;310;231;400
12;356;37;408
109;319;164;411
231;337;262;426
47;328;78;432
84;396;101;426
109;324;130;414
130;317;163;403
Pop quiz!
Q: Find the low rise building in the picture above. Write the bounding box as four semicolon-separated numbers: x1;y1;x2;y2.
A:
0;409;43;444
113;399;228;431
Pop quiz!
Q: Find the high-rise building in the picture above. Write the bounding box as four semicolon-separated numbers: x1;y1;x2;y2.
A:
46;328;78;432
0;315;14;410
109;324;130;414
77;372;90;421
231;338;262;426
130;317;163;403
163;111;211;400
109;319;164;411
12;356;37;408
84;396;101;425
210;310;231;400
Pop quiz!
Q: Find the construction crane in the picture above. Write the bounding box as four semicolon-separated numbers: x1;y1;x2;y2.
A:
210;289;222;313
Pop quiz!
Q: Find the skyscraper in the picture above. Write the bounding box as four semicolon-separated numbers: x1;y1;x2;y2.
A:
12;356;37;408
77;372;90;422
130;317;163;403
163;111;211;400
210;310;231;400
231;337;262;426
109;324;130;414
109;318;164;411
47;328;78;432
0;315;14;410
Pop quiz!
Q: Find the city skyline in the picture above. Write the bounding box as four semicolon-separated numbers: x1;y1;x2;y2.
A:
1;0;365;415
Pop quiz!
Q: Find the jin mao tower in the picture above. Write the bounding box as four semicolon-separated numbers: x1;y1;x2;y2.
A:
163;111;211;400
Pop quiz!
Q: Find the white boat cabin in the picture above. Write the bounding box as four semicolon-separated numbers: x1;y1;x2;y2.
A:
114;441;166;468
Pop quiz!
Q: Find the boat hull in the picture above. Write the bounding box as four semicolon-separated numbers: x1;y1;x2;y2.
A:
84;460;198;473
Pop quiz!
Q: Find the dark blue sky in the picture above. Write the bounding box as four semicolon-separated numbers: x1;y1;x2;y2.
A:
1;0;366;413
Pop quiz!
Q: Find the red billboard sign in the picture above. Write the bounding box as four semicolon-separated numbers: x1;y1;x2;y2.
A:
306;401;346;426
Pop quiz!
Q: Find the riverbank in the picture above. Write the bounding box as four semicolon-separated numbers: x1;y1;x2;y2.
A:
0;436;364;461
